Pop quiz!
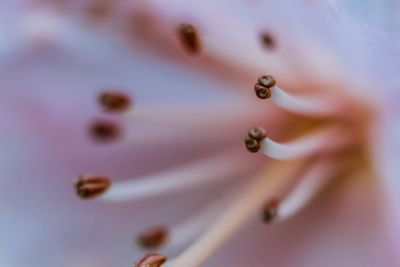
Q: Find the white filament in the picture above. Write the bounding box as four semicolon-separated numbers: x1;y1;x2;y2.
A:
165;185;244;251
270;85;342;116
99;149;259;202
169;160;303;267
277;159;337;221
260;126;352;160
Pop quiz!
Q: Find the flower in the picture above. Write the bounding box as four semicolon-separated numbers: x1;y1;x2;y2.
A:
1;0;399;266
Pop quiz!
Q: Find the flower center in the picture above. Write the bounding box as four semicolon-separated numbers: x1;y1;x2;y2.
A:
166;76;372;267
62;11;373;264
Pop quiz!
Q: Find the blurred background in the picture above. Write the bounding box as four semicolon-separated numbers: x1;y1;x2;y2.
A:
0;1;399;267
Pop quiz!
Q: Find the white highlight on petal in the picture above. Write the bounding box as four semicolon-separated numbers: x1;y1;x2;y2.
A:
162;260;174;267
270;85;342;116
122;99;266;144
124;105;247;126
99;149;258;202
170;160;304;267
260;126;351;160
0;11;64;59
122;95;266;128
123;122;236;145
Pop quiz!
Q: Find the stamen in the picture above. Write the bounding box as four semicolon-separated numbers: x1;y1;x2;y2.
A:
167;186;243;249
260;32;276;50
89;119;120;142
74;175;110;199
254;75;342;116
277;159;341;221
169;161;303;267
98;149;258;202
258;126;351;160
99;91;131;113
261;199;278;223
138;226;168;249
178;23;201;54
133;253;167;267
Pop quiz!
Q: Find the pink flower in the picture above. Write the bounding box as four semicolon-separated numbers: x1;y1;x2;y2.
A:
1;0;399;266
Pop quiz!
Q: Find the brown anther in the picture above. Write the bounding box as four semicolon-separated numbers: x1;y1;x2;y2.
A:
245;136;260;153
133;254;167;267
89;119;120;142
257;75;276;88
262;199;278;223
249;127;266;141
178;23;201;54
254;75;276;99
75;175;110;199
260;32;276;50
99;91;131;112
254;83;271;99
138;226;168;249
